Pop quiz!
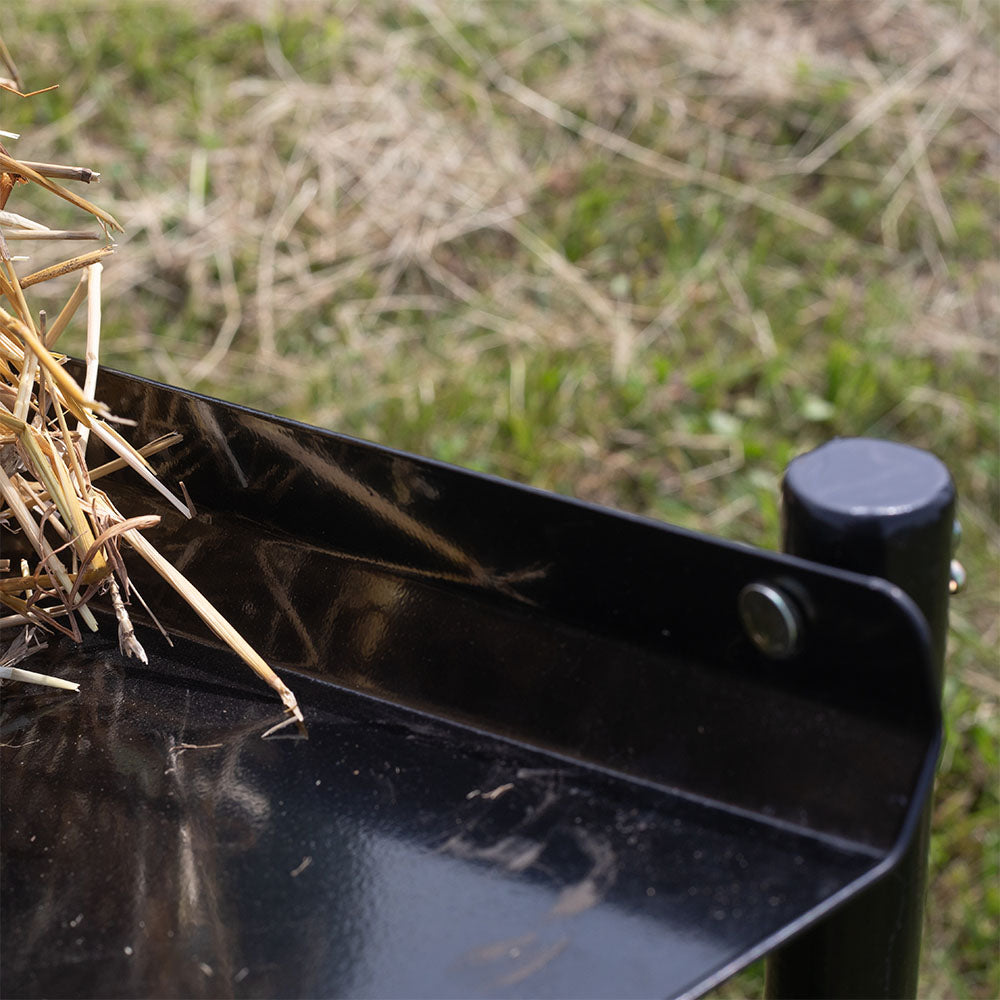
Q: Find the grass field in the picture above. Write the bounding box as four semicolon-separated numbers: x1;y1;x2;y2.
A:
4;1;998;995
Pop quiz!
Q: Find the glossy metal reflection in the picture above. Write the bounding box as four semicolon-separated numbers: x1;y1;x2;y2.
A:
1;367;940;999
2;629;877;1000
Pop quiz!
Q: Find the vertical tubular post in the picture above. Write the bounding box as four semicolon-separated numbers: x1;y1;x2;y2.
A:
765;438;954;999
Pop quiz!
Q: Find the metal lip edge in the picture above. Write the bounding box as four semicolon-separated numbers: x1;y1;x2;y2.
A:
85;362;943;708
71;359;805;560
680;725;943;1000
79;360;956;624
77;364;942;827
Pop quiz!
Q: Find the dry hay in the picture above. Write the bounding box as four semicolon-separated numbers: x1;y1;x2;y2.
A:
0;41;302;734
55;0;986;521
9;0;983;437
4;2;993;453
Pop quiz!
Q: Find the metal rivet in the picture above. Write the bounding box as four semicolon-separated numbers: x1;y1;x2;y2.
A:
949;559;966;595
738;583;803;659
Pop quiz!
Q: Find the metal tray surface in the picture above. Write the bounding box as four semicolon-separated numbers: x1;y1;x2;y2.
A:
2;628;878;1000
0;366;940;999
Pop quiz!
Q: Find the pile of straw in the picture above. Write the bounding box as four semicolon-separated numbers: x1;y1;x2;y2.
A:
0;39;301;734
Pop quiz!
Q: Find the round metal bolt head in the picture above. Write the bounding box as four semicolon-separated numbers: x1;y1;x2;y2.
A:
738;583;802;659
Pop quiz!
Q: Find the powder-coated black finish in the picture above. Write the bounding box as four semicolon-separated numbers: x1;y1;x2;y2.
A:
1;370;940;999
783;437;954;685
766;439;955;1000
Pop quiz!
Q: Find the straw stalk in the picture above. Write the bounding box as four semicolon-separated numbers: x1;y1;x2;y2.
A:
0;40;302;734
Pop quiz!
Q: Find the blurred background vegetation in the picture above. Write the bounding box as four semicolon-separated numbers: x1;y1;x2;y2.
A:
4;1;997;995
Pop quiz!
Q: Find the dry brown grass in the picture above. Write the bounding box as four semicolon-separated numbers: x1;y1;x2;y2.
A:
10;1;986;426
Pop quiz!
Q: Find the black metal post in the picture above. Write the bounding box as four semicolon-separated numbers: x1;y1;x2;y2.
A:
764;438;955;999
